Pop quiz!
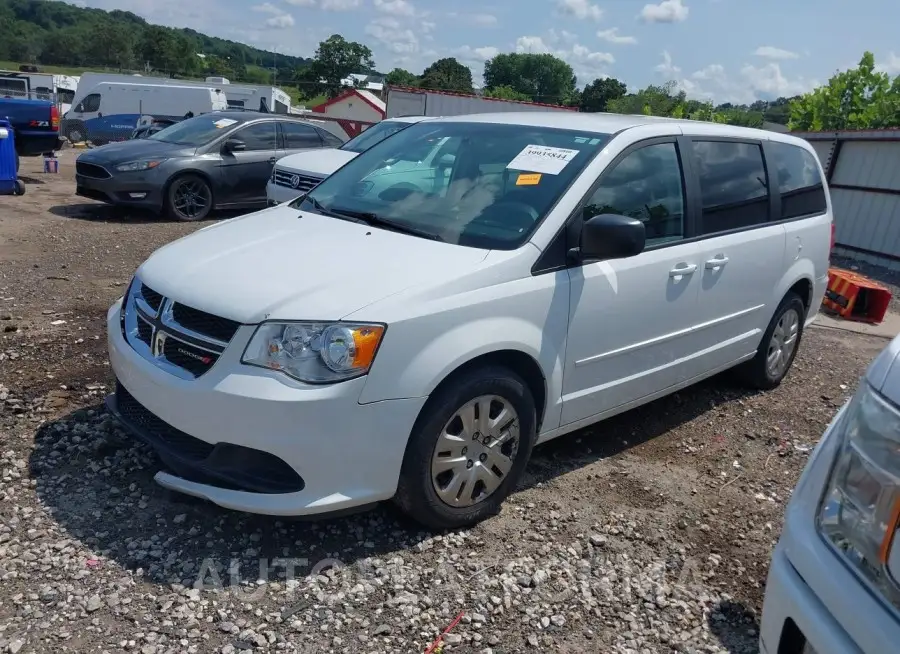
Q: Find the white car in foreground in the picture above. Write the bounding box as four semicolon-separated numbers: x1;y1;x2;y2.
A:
266;115;431;205
760;333;900;654
107;112;832;529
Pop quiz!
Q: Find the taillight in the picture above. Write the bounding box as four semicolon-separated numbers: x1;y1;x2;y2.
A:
50;105;59;129
831;223;836;251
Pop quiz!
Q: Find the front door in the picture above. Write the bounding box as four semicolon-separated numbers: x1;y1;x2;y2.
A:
218;121;282;205
562;138;707;425
687;139;787;372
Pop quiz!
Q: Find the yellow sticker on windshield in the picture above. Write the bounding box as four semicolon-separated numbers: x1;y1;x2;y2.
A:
516;173;542;186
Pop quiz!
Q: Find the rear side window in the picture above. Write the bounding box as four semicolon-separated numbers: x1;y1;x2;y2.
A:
318;129;345;147
769;141;826;219
693;140;769;234
281;121;323;148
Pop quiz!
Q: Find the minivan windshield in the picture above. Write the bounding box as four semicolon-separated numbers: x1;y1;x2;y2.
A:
295;121;609;250
148;114;245;146
339;120;416;154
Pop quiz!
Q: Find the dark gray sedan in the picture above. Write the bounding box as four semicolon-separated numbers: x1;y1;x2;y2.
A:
74;112;346;221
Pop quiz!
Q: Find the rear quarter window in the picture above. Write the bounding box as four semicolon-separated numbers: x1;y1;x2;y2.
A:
769;141;827;219
692;140;770;235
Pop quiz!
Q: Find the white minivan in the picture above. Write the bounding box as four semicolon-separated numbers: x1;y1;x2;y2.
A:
760;333;900;654
266;115;431;205
106;112;833;529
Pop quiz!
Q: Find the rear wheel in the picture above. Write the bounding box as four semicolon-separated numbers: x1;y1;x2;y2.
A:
66;121;86;144
13;180;25;196
166;174;213;222
736;292;805;389
394;365;537;530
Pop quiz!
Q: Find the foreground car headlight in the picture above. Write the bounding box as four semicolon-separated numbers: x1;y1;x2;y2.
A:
115;159;166;172
818;379;900;608
241;322;385;383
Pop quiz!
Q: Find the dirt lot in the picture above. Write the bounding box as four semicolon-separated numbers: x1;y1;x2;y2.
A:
0;151;893;654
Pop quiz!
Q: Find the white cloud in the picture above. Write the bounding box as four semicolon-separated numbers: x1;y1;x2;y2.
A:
365;17;419;54
754;46;799;61
446;12;499;26
556;0;603;22
264;13;295;28
639;0;689;23
454;45;501;67
547;29;578;45
284;0;316;5
374;0;415;16
876;52;900;74
691;64;726;81
515;34;614;83
597;28;638;45
654;50;681;77
253;2;282;14
321;0;361;10
740;63;815;99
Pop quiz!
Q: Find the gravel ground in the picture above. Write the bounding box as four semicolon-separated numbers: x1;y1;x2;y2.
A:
0;153;893;654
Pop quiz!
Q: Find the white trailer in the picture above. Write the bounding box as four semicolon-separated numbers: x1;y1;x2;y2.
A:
384;86;577;119
0;70;78;111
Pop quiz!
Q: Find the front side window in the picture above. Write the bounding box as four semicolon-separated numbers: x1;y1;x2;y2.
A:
148;114;247;146
584;142;685;245
79;93;101;113
769;141;827;219
693;140;769;234
296;122;610;249
339;121;414;154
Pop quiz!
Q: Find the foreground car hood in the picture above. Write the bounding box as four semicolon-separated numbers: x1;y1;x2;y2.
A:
276;148;357;178
867;333;900;403
136;206;489;324
78;139;193;164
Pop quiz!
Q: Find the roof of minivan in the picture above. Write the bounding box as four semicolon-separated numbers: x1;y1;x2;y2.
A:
432;111;808;146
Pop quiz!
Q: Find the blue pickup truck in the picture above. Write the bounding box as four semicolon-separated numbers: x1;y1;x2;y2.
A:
0;97;62;170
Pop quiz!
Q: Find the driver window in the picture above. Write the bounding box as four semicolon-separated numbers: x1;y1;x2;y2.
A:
584;142;685;245
80;93;101;113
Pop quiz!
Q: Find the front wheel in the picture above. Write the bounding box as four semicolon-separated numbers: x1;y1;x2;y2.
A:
736;292;805;389
166;174;213;222
394;365;537;530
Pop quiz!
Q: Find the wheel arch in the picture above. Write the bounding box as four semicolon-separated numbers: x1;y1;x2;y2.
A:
771;259;817;324
163;169;216;210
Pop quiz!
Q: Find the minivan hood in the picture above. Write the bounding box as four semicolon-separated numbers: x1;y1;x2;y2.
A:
79;139;193;163
136;205;489;324
276;148;357;177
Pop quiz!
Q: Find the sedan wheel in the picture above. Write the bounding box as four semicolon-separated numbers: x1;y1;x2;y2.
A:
167;175;212;222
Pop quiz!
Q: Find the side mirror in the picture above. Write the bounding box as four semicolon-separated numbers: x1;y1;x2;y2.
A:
577;213;646;261
223;138;246;153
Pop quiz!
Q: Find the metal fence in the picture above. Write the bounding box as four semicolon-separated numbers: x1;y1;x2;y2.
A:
795;130;900;271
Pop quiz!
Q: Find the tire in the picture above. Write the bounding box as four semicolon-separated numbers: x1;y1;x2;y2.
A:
14;152;19;174
736;292;806;390
13;180;25;196
66;121;86;144
165;174;213;222
394;365;537;530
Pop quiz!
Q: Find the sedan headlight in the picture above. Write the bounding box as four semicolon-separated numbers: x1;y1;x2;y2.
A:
241;322;385;384
818;379;900;608
115;159;166;172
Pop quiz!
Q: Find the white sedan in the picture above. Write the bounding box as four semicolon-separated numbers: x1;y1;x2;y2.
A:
266;115;431;205
760;333;900;654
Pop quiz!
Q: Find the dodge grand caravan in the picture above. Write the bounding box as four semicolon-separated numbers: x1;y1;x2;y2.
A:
107;112;832;529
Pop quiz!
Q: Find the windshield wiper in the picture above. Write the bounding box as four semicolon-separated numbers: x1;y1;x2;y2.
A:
329;208;444;242
299;195;362;222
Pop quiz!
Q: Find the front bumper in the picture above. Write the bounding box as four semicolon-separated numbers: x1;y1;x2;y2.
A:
760;404;900;654
266;180;303;205
106;300;427;515
76;171;165;211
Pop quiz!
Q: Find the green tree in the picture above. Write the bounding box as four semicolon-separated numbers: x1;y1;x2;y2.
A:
385;67;419;87
606;81;684;116
789;52;900;130
483;85;531;101
483;53;576;104
300;35;375;98
579;77;626;112
419;58;473;93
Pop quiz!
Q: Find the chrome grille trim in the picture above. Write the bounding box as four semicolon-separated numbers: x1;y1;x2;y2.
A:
273;168;322;192
122;279;237;380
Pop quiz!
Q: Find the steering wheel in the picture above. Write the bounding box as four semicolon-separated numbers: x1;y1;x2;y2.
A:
470;201;539;233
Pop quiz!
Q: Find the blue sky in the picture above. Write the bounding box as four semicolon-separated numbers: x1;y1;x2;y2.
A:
74;0;900;104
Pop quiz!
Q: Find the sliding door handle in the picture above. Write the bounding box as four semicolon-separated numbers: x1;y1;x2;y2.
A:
669;263;697;278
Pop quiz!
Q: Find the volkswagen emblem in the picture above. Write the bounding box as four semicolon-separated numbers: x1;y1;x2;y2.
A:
290;174;301;189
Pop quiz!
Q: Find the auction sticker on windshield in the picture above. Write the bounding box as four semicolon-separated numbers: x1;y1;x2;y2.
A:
214;118;238;129
507;145;580;175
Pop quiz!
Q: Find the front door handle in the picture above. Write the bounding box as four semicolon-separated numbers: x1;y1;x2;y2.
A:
704;255;729;270
669;263;697;278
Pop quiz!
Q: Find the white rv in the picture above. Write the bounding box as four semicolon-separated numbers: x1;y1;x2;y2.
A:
62;82;228;144
0;70;78;112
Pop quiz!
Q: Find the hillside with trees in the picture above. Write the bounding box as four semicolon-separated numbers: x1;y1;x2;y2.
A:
0;0;310;85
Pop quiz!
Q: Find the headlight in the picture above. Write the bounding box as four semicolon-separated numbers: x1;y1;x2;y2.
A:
818;379;900;608
115;159;166;172
241;321;385;384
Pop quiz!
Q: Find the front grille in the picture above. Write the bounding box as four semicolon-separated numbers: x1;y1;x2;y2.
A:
162;337;218;377
122;279;242;380
273;168;322;192
171;303;240;343
75;161;111;179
